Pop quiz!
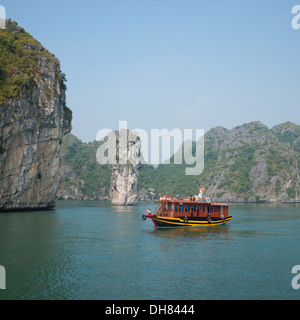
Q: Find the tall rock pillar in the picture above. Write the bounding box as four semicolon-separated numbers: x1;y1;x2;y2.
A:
110;129;141;206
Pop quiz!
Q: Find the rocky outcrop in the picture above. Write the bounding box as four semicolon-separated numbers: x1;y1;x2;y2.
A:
201;121;300;203
138;188;157;202
57;162;108;201
110;129;141;206
0;20;72;211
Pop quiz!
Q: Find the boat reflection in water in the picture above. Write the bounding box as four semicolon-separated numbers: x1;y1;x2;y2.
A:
151;223;231;239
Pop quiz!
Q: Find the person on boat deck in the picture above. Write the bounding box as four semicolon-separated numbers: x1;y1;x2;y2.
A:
147;209;151;215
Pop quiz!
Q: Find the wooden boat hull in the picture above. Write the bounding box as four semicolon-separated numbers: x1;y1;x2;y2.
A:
155;215;232;227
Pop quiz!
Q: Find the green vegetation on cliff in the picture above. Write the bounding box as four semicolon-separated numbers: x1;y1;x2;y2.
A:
58;135;111;199
0;20;63;104
272;122;300;154
0;19;72;211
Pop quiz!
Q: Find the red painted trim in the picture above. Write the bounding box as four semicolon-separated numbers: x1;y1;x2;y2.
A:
145;213;157;228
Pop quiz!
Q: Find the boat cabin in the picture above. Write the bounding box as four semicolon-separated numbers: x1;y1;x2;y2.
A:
156;196;230;220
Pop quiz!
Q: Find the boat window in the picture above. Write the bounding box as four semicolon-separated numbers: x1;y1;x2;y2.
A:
203;205;205;212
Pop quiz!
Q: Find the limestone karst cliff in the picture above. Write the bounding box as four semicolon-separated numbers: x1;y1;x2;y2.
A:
0;20;72;211
110;129;141;206
200;121;300;203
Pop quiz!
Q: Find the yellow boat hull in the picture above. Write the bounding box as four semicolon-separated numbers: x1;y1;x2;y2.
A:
155;216;232;227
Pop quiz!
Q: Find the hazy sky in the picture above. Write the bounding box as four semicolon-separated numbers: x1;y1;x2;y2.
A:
2;0;300;143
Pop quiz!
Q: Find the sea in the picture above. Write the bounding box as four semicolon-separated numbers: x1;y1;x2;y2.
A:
0;201;300;300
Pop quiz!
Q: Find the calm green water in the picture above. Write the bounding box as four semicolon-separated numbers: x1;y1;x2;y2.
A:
0;201;300;300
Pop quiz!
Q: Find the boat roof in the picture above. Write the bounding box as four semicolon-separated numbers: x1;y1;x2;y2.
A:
159;195;230;206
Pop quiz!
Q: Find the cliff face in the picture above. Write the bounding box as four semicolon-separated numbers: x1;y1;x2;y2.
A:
0;20;72;211
200;121;300;203
110;129;141;206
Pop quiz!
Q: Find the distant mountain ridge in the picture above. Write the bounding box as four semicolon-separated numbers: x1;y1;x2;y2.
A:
58;121;300;203
196;121;300;203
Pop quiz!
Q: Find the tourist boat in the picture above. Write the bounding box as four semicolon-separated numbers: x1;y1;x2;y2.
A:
142;190;232;228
